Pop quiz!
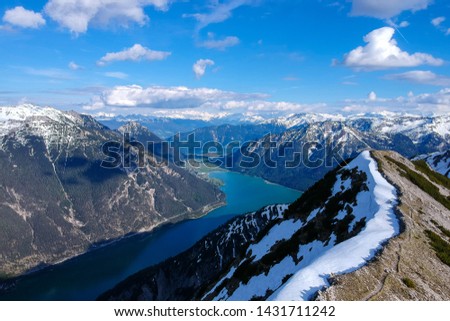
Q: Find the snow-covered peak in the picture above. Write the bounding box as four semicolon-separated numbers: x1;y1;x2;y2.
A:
267;113;346;129
0;105;107;153
0;104;76;123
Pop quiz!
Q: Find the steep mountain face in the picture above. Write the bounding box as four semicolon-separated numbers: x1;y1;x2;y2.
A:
0;105;223;277
345;114;450;153
117;121;162;144
228;121;424;191
99;204;289;301
99;151;406;301
417;150;450;178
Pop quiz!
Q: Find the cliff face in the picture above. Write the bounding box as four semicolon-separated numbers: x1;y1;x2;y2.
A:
0;106;223;277
317;150;450;300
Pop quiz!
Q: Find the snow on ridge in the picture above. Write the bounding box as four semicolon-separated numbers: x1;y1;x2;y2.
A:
214;151;399;301
247;219;303;262
416;151;450;178
0;104;71;122
0;104;80;137
268;151;399;301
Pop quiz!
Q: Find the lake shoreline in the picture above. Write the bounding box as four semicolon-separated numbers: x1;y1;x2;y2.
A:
0;189;226;294
0;171;301;300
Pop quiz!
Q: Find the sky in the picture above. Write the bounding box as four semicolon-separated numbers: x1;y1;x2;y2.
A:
0;0;450;118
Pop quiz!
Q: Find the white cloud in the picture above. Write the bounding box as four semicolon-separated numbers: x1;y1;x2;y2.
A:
68;61;82;70
343;88;450;114
431;17;446;27
386;70;450;86
45;0;171;34
184;0;254;30
193;59;215;79
83;85;268;110
431;17;450;36
198;35;240;50
82;84;336;119
350;0;432;19
104;72;128;79
97;44;171;66
387;19;410;29
3;6;46;29
340;27;443;71
412;88;450;106
368;91;377;101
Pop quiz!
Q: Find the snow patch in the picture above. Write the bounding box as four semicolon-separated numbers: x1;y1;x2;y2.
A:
269;151;399;301
247;219;303;261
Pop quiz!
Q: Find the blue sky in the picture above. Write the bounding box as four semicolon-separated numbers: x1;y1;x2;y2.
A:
1;0;450;117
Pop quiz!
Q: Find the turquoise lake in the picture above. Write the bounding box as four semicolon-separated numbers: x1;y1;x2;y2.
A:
0;171;301;300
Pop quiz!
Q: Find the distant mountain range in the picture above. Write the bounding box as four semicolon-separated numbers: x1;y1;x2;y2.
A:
0;105;223;277
99;111;449;191
100;150;450;301
96;111;450;141
176;114;449;190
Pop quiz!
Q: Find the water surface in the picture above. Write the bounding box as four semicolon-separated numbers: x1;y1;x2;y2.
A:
1;171;301;300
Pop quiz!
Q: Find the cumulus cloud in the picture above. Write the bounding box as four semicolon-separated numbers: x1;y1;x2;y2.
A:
198;34;240;50
193;59;215;79
386;70;450;86
184;0;255;30
431;17;446;27
368;91;377;101
3;6;46;29
82;85;450;116
97;44;171;66
83;85;268;110
44;0;171;34
350;0;432;19
340;27;443;71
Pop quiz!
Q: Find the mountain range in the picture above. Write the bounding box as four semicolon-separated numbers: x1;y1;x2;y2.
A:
1;104;449;301
0;105;223;277
179;114;449;191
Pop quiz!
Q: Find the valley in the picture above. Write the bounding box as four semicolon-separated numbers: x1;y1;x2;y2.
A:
0;169;301;300
0;104;449;301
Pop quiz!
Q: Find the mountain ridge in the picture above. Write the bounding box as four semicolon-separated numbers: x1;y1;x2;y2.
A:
99;150;450;301
0;105;224;277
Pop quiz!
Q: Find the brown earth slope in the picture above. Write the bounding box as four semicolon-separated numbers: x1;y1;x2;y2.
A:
317;150;450;301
